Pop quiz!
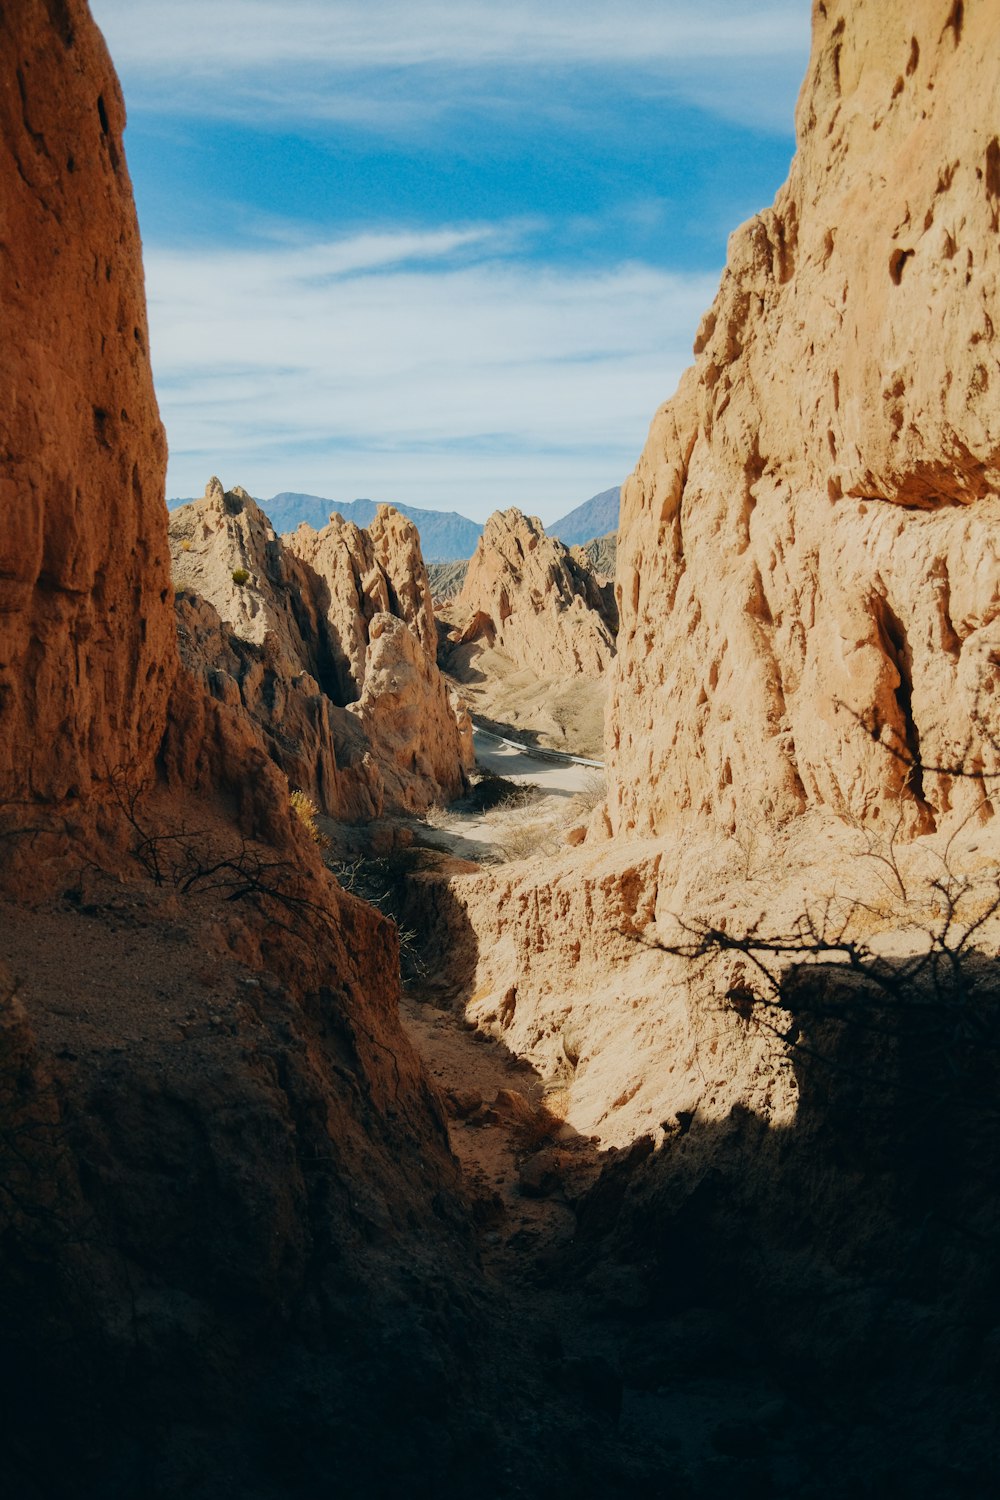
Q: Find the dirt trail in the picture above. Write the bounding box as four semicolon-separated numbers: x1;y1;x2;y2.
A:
398;969;806;1493
399;992;594;1274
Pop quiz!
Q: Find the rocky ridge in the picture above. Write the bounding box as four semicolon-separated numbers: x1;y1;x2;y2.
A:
434;509;617;756
448;507;617;680
170;480;472;818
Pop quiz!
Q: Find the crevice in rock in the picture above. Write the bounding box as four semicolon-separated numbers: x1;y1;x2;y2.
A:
872;595;929;809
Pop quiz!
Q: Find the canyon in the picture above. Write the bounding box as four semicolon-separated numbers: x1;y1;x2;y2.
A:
2;1;999;1497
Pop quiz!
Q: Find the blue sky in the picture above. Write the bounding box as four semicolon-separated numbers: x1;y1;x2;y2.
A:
90;1;811;522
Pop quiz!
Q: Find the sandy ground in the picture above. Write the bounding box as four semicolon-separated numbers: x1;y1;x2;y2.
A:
411;729;605;863
443;640;608;759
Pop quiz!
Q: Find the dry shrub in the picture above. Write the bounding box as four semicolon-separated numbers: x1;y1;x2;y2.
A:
289;789;326;847
572;770;606;818
494;817;562;862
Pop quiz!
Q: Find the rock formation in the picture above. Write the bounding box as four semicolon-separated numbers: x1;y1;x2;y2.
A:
573;531;617;582
417;6;1000;1481
610;0;1000;838
450;508;617;679
435;509;617;756
0;8;489;1493
170;482;472;817
0;0;175;823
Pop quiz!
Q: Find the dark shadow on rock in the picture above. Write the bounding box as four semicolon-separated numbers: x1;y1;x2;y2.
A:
564;950;1000;1497
285;553;358;707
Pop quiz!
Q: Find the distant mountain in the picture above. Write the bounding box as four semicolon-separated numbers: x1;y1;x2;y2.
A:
167;484;622;561
549;486;621;548
167;490;483;564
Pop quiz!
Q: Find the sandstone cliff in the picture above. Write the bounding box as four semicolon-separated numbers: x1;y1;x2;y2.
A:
0;8;492;1492
610;0;1000;839
418;6;1000;1478
170;482;473;817
0;0;175;825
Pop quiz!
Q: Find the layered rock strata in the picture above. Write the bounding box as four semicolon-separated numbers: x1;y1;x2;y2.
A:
610;0;1000;838
170;482;472;817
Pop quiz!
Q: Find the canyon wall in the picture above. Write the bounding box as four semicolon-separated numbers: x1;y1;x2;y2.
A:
428;6;1000;1456
0;0;176;817
610;0;1000;838
0;8;494;1492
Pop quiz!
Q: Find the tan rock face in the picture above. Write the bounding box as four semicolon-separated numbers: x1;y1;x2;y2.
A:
453;509;617;679
171;485;472;815
354;612;475;812
610;0;1000;839
286;503;440;698
0;0;175;813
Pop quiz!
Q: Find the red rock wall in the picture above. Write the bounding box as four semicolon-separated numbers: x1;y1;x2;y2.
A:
0;0;175;811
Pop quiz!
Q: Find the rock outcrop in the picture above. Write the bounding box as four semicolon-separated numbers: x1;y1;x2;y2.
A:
610;0;1000;839
0;9;492;1494
417;6;1000;1482
0;0;175;823
573;531;617;582
451;508;617;679
170;482;472;817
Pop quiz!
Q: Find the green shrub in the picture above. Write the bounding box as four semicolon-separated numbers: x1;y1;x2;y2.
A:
231;567;250;586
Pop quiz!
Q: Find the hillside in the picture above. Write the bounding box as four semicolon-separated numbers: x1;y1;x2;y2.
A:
549;485;621;546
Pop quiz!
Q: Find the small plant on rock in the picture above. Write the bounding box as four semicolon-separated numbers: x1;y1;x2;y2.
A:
231;567;250;586
289;789;326;847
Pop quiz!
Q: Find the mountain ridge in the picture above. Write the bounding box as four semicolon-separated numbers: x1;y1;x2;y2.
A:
168;485;622;561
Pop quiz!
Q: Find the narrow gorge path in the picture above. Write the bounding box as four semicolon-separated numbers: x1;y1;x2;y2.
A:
398;964;806;1496
390;771;812;1497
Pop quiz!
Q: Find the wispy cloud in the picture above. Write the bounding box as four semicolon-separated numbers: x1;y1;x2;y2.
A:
97;1;808;71
147;226;718;516
92;0;809;135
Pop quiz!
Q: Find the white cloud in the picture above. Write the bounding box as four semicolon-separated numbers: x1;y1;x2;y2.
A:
146;226;719;517
91;0;810;135
96;1;808;71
